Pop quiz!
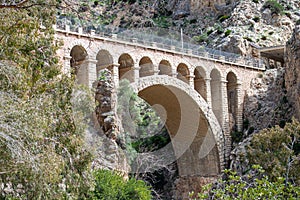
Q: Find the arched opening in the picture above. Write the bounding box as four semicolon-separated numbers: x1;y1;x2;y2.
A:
96;50;113;78
227;72;238;131
177;63;189;84
70;45;88;85
120;76;222;198
139;57;154;77
158;60;172;76
194;66;207;101
210;69;223;125
138;84;220;176
118;53;134;82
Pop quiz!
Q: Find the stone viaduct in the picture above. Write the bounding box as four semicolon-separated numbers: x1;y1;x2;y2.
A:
55;25;264;196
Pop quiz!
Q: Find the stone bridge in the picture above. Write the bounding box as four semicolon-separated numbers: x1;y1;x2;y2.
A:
55;25;264;197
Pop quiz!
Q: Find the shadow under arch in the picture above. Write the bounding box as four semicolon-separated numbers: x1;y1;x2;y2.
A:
96;49;113;78
177;63;190;84
118;53;134;82
158;60;172;76
130;76;223;176
139;56;154;77
226;71;238;132
70;45;88;85
194;66;207;101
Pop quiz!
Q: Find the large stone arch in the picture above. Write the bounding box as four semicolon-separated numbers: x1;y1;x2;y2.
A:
70;45;88;85
96;49;113;78
131;76;224;177
139;56;155;77
118;53;134;82
210;68;223;126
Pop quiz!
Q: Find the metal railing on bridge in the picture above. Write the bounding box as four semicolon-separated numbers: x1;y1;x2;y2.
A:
55;18;264;69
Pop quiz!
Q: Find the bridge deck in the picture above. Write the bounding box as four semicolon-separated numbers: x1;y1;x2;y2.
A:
55;25;265;71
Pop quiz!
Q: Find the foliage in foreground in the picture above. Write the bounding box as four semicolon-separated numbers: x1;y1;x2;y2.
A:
192;165;300;200
0;1;95;199
192;119;300;199
91;169;152;200
247;118;300;185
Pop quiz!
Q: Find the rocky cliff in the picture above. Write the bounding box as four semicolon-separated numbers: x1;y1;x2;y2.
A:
285;23;300;120
60;0;299;54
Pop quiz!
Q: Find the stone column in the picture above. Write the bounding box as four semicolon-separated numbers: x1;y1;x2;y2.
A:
81;59;98;88
172;72;178;78
110;63;120;89
220;78;229;133
188;75;195;87
154;69;160;75
220;78;231;165
236;81;243;132
133;63;140;82
63;54;72;75
205;78;212;108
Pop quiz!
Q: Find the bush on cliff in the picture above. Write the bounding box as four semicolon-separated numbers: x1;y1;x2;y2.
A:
92;169;152;200
195;165;300;199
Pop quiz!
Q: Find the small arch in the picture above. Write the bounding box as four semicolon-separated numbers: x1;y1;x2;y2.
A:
194;66;207;101
158;60;172;76
210;68;223;125
139;57;154;77
96;50;113;78
70;45;88;85
118;53;134;82
177;63;189;84
226;71;238;131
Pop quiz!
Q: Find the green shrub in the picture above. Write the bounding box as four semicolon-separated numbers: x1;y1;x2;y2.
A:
261;35;267;40
196;165;300;199
218;15;230;22
263;0;284;15
231;131;243;143
243;119;250;130
207;29;213;35
252;16;260;22
243;36;254;42
246;118;300;184
252;0;259;3
193;33;208;43
153;16;171;28
92;169;152;200
224;29;231;37
248;126;255;134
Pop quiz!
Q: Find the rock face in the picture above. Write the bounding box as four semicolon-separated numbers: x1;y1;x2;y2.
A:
174;176;217;200
243;68;292;133
285;23;300;120
214;0;299;54
94;69;117;139
90;69;129;173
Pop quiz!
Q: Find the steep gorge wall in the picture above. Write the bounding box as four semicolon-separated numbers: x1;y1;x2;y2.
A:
285;24;300;120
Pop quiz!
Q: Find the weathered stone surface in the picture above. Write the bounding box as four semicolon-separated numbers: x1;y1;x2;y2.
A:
87;69;129;173
244;68;292;133
174;176;217;200
285;24;300;120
